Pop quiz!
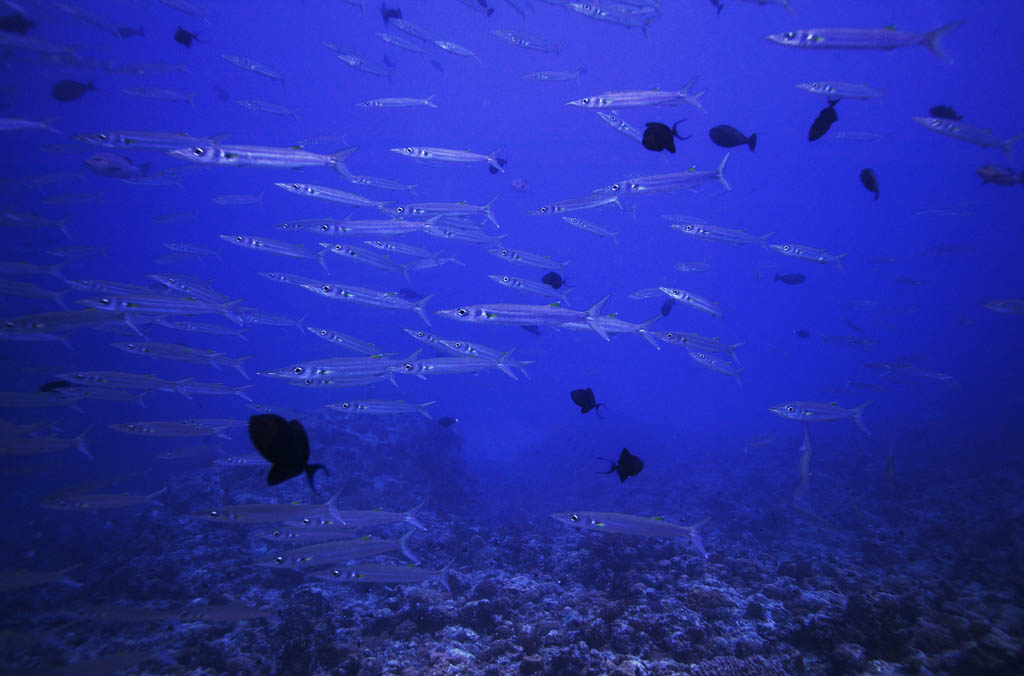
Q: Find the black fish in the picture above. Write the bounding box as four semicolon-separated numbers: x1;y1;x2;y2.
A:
438;416;459;427
809;101;838;142
775;273;806;285
596;448;644;483
520;324;542;336
929;105;962;121
430;59;444;72
51;80;95;102
541;271;565;289
708;0;723;14
642;120;690;153
795;329;810;339
248;414;327;491
859;168;879;200
116;26;144;38
215;86;231;102
380;3;402;22
709;124;756;151
570;387;605;418
39;380;73;392
0;13;35;34
174;27;198;47
660;299;675;316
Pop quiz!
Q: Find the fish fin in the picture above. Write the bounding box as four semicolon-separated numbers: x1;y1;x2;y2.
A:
923;20;963;63
835;252;848;273
331;146;357;178
325;489;347;525
851;400;874;436
414;294;434;326
639;315;662;350
686;516;712;559
399;529;420;565
487;147;507;174
594;457;616;474
75;425;93;460
748;133;757;151
405;500;428;530
483;193;501;228
496;352;518;380
716;153;731;191
1000;133;1024;162
418;401;436;420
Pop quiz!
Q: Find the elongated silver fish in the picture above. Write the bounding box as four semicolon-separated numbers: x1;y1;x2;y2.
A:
275;182;394;213
325;398;436;419
488;246;568;272
390;146;505;174
795;81;883;101
235;99;299;118
552;511;709;558
669;221;773;247
436;295;612;340
595;111;644;143
567;77;706;111
489;273;572;305
658;287;723;318
310;561;451;591
253;530;419;568
170;144;355;178
597;153;730;194
912;117;1023;160
769;243;847;270
221;54;285;83
491;29;560;54
561;215;621;242
764;22;963;61
769;400;873;435
357;96;437;108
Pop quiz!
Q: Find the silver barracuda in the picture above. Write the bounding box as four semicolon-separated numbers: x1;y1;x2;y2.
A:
559;313;661;349
649;330;743;356
252;530;419;568
597;153;730;194
358;95;437;108
325;399;436;419
391;196;500;228
489;273;572;305
795;81;883;101
305;326;383;355
764;22;963;61
318;243;411;282
595;111;644;143
658;287;723;318
529;192;622;215
488;247;568;272
688;348;743;384
278;218;428;237
76;130;210;150
390;145;506;173
436;295;612;340
491;29;560;54
913;117;1023;160
397;352;527;380
552;511;709;558
219;234;327;269
309;561;452;591
297;280;433;326
168;144;356;178
769;243;847;270
374;32;429;54
275;182;394;213
669;221;773;247
567;77;706;111
76;295;243;334
561;215;621;243
769;400;874;436
221;54;286;83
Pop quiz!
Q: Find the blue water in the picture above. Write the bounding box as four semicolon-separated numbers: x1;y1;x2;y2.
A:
2;1;1022;674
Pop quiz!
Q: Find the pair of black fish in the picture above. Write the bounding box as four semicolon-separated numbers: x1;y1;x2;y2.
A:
248;414;327;491
570;387;605;418
809;100;839;141
642;120;690;153
51;80;94;102
709;125;756;151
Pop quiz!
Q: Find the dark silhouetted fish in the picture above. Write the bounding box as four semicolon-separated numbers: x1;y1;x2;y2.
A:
660;299;675;316
809;101;838;141
380;4;402;22
215;86;231;102
929;105;962;121
430;59;444;72
570;387;604;418
976;165;1021;186
248;414;327;491
520;325;542;336
84;153;149;179
117;26;144;38
541;271;565;289
775;273;806;285
438;416;459;427
174;27;198;47
709;125;756;151
0;13;35;34
708;0;723;14
39;380;74;392
51;80;95;102
795;329;810;339
859;168;879;200
596;448;644;482
642;120;690;153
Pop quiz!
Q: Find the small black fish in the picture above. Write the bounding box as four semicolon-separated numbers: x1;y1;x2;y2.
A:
809;101;838;142
0;12;35;34
929;105;962;121
859;168;879;200
660;299;675;316
438;416;459;427
430;59;445;72
174;27;198;47
397;287;425;301
775;273;806;285
51;80;95;102
795;329;810;339
642;120;690;153
709;124;756;151
248;414;327;492
39;379;73;392
520;324;542;336
596;448;644;483
215;86;231;102
708;0;723;14
570;387;605;418
380;3;402;22
116;26;144;38
541;271;565;289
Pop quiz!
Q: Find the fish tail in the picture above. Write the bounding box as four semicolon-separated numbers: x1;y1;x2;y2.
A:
418;401;436;420
687;516;712;559
716;152;731;191
325;489;347;526
399;529;421;565
496;352;518;380
331;146;357;178
835;252;848;273
414;294;434;326
585;294;612;341
234;385;254;402
437;558;455;593
295;314;308;336
405;500;428;530
75;425;94;460
225;355;252;379
923;20;963;62
1000;133;1024;162
42;117;62;135
759;232;776;252
425;95;437;108
851;400;874;436
748;133;757;151
487;147;507;174
639;315;662;350
483;193;501;228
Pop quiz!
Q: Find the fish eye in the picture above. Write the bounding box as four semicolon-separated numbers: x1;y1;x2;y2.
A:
274;556;284;564
416;331;425;337
375;241;383;246
609;184;621;192
786;406;795;413
784;31;795;39
782;245;791;251
341;402;350;409
320;224;329;231
209;510;219;517
581;98;590;104
500;249;509;255
405;147;415;154
293;367;304;374
321;285;331;292
272;530;282;536
403;363;414;371
538;207;548;214
98;133;109;141
570;514;580;522
698;352;706;359
330;569;342;577
395;206;405;214
502;276;510;282
930;119;941;127
191;147;205;157
319;330;328;336
99;298;111;305
454;341;463;347
457;308;468;316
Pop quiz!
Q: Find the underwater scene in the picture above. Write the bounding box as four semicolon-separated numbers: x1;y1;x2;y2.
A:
1;0;1022;674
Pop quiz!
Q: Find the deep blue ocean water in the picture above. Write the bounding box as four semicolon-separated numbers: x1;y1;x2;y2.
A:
1;1;1022;674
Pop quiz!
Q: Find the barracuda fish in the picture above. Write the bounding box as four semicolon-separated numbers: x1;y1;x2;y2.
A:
422;221;504;245
173;381;252;401
491;29;560;54
56;370;190;397
163;242;221;262
795;81;883;101
658;287;723;318
1;427;92;459
310;561;452;591
436;295;612;340
121;87;195;107
364;239;435;259
169;144;356;178
2;211;70;239
0;117;60;134
398;352;527;380
256;525;355;544
357;95;437;108
794;424;811;500
290;374;395;389
67;279;155;296
221;54;285;84
235;99;299;118
769;243;847;271
111;342;251;378
374;32;429;54
76;294;243;334
253;529;419;568
567;0;658;35
41;486;166;510
0;32;75;56
387;17;435;42
488;247;568;273
0;391;83;408
347;175;417;193
390;145;506;174
177;604;271;623
912;117;1023;160
649;330;743;356
148;274;231;305
688;348;743;384
334;51;395;79
76;130;209;150
567;77;706;111
669;221;773;247
769;400;874;436
236;308;305;334
275;182;394;213
552;511;709;558
190;498;334;524
110;420;232;439
561;215;622;243
391;197;501;229
278;218;427;237
489;274;572;305
305;326;382;355
763;22;964;62
598;153;730;194
297;280;433;326
433;39;481;62
0;260;67;281
325;399;436;419
675;261;710;273
523;69;584;82
0;565;81;593
156;444;220;460
220;234;327;271
213;455;267;468
595;111;644;143
318;243;412;282
258;356;399;381
0;278;68;308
